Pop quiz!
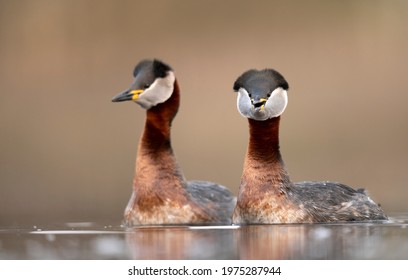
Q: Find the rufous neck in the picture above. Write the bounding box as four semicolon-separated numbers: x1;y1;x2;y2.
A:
242;116;291;189
247;117;282;163
140;80;180;151
133;80;185;191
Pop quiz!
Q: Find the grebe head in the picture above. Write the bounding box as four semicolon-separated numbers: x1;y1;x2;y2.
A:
233;69;289;121
112;59;175;109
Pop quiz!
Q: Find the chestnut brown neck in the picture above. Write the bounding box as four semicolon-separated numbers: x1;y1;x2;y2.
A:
140;80;180;152
133;80;185;192
247;117;282;163
241;117;291;190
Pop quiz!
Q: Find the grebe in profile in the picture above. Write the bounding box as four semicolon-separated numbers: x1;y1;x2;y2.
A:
112;59;235;226
232;68;387;224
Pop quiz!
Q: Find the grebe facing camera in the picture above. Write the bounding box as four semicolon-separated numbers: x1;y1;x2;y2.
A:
232;68;387;224
112;59;235;226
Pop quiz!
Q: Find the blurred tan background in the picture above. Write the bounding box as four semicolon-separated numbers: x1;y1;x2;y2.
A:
1;0;407;226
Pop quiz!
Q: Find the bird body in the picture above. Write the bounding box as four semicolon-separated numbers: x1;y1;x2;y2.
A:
113;59;235;226
232;69;387;224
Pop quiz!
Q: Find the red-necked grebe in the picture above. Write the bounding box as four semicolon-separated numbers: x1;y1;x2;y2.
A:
112;59;235;226
232;68;387;224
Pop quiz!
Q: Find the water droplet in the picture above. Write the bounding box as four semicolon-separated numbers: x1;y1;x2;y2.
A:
45;234;56;242
311;227;331;239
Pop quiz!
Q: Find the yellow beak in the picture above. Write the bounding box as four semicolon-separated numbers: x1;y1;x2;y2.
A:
130;89;144;100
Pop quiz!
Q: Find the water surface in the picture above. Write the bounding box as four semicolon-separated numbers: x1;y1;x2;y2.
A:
1;215;407;259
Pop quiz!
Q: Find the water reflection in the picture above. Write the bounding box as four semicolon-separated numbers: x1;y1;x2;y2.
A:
126;226;236;259
236;225;307;259
235;224;387;259
1;217;407;259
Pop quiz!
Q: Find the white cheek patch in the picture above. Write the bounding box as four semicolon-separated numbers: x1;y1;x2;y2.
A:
236;87;288;120
237;88;253;118
264;87;288;118
135;71;175;109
